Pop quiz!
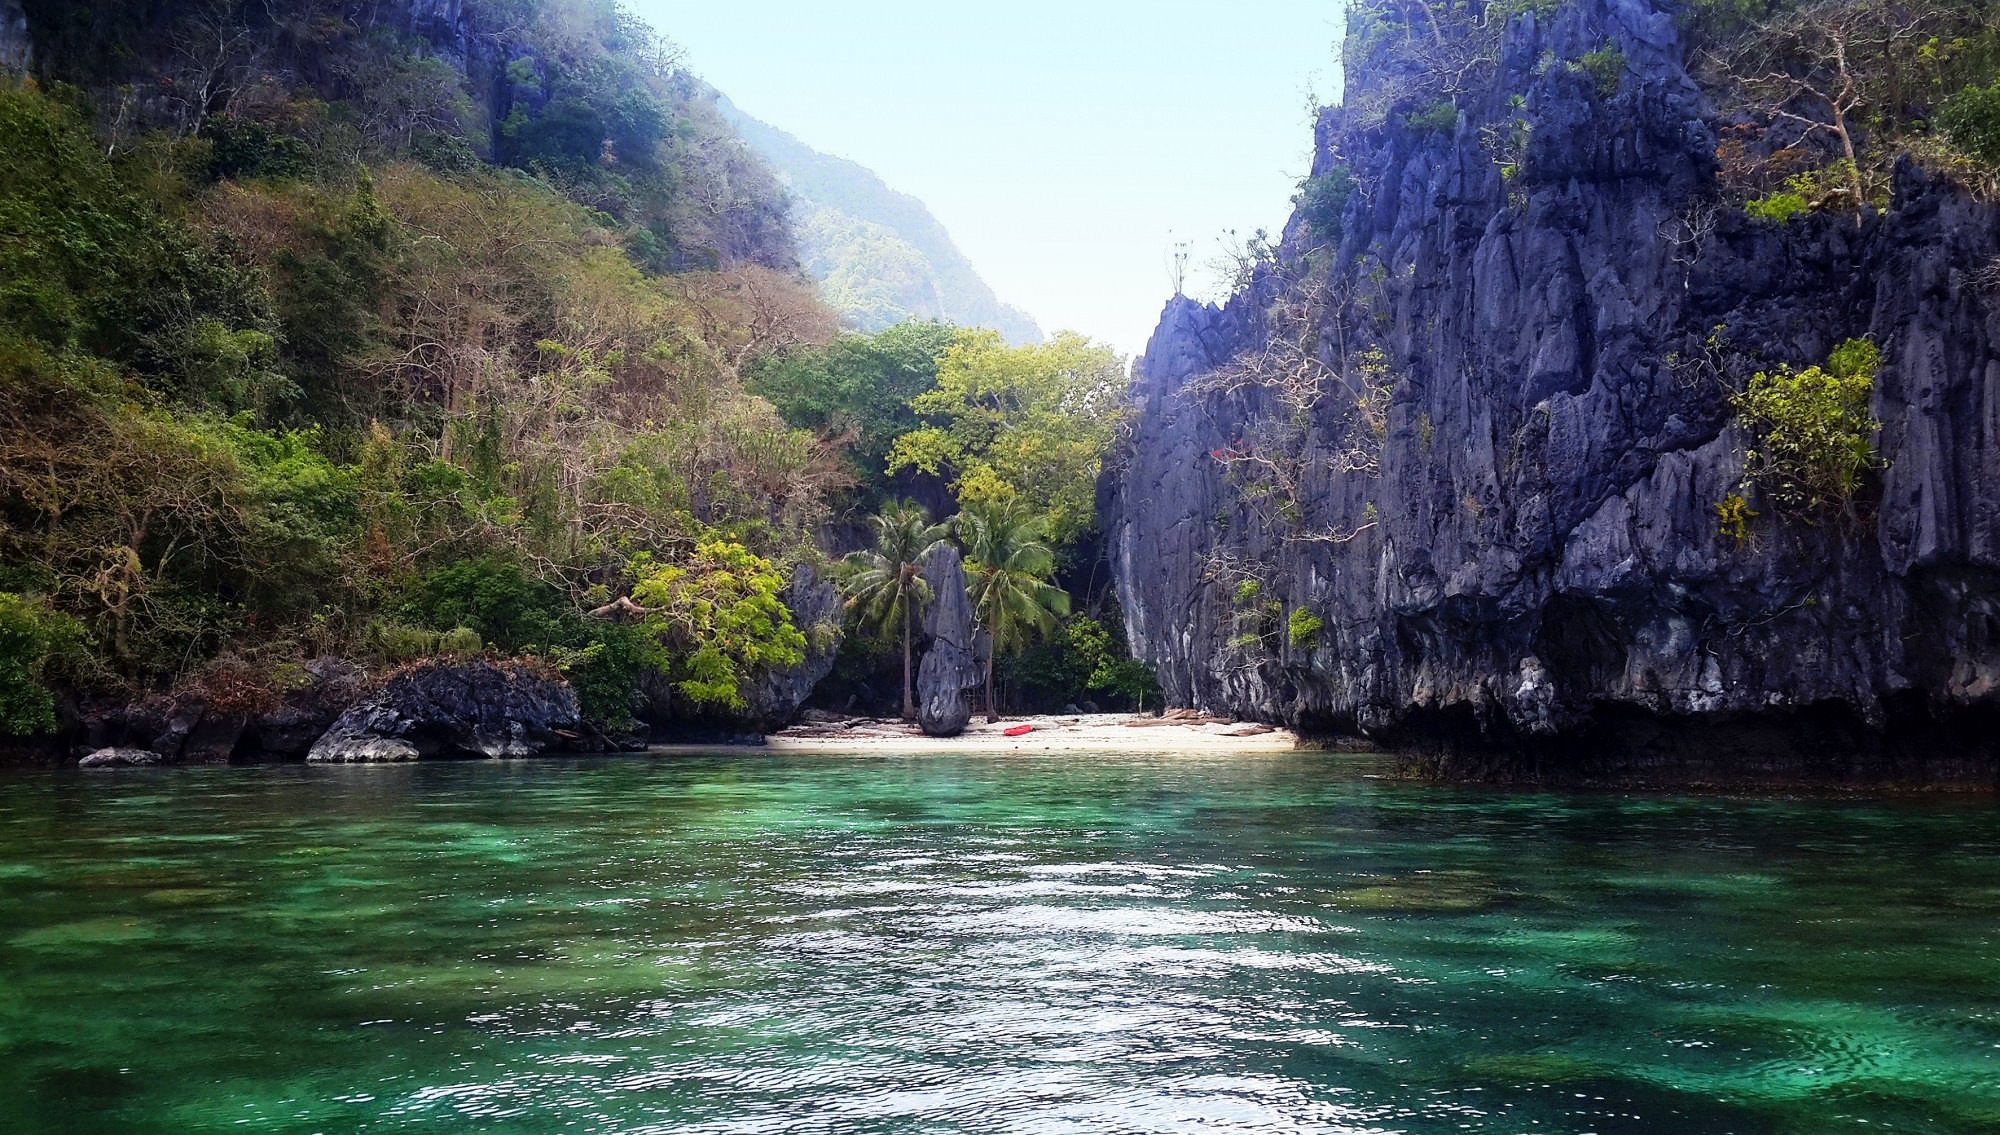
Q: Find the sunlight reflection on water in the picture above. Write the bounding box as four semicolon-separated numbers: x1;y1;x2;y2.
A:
2;753;1999;1133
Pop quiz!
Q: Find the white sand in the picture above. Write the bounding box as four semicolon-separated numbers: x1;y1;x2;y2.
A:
742;711;1301;755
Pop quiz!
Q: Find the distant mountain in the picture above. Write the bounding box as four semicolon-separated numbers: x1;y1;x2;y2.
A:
716;97;1042;345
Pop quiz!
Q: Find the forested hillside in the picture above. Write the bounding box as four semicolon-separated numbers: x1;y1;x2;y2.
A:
0;0;1146;761
720;99;1045;345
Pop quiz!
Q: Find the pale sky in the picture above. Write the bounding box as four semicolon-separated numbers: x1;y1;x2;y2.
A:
632;1;1345;358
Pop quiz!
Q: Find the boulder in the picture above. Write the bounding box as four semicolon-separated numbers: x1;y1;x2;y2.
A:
916;546;983;737
79;748;166;768
307;660;581;763
247;657;367;758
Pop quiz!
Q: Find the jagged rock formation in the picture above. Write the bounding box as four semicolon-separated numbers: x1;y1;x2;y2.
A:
0;0;28;73
1106;0;2000;783
307;660;581;762
916;546;983;736
748;564;843;730
71;658;366;764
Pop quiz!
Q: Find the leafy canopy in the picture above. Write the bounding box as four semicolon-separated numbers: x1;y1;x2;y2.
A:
1733;337;1881;519
751;322;956;484
841;500;948;640
633;539;806;712
888;330;1127;546
955;502;1070;658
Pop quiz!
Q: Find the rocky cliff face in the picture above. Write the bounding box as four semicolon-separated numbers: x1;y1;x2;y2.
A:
0;0;28;74
1106;0;2000;784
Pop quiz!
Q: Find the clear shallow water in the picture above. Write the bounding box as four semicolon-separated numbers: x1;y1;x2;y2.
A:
2;754;1998;1134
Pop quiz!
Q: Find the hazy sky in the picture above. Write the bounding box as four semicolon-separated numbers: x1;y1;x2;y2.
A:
632;1;1345;358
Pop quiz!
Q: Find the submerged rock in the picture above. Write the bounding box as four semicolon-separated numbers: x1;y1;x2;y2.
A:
307;660;581;763
79;747;166;768
916;546;983;737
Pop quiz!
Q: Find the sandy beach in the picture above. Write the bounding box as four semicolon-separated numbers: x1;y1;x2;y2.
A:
741;710;1302;755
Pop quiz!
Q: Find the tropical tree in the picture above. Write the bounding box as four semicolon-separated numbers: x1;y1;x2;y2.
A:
955;502;1070;722
842;500;950;720
887;330;1128;546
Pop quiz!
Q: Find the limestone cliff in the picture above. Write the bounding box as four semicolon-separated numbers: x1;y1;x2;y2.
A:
1106;0;2000;783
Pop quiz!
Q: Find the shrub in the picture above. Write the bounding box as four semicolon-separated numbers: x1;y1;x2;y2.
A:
1234;579;1263;605
1288;607;1324;649
1732;338;1881;518
552;622;669;732
1744;162;1881;223
364;619;440;663
402;558;567;652
1744;187;1812;223
1573;45;1625;98
1293;167;1355;243
633;539;806;713
1403;99;1460;134
438;627;484;657
1940;80;2000;167
0;593;80;736
1716;492;1757;545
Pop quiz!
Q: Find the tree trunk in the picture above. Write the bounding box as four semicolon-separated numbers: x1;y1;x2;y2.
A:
985;651;999;723
901;606;915;722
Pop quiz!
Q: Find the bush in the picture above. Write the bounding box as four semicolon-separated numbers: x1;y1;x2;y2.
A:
1293;167;1355;243
1003;613;1159;712
1402;99;1459;134
1940;81;2000;167
632;539;805;713
1288;607;1324;649
1743;162;1881;222
1732;338;1881;519
1716;492;1757;545
1744;187;1812;223
438;627;484;657
1573;45;1625;98
0;593;83;736
552;622;669;732
401;558;567;652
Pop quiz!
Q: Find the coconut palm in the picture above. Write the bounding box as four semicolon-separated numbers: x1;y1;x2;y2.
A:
955;501;1070;721
842;500;950;720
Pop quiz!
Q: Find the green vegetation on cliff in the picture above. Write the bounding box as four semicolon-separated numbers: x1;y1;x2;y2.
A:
0;0;840;737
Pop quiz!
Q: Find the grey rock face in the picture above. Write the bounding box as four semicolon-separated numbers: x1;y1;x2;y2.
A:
1106;0;2000;783
747;564;843;730
0;0;27;74
916;546;982;737
247;658;368;757
80;748;165;768
307;661;581;763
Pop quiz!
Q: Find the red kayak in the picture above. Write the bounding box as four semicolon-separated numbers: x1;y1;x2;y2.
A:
1003;724;1034;737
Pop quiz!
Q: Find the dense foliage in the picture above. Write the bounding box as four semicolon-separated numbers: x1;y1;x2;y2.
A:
1733;338;1882;521
0;0;1161;738
887;331;1128;546
0;0;839;737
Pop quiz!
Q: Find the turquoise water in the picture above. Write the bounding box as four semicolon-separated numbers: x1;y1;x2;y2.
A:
2;753;1998;1134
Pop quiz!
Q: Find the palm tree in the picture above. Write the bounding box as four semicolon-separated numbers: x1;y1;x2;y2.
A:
955;502;1070;722
842;500;950;720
